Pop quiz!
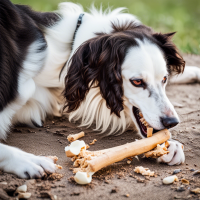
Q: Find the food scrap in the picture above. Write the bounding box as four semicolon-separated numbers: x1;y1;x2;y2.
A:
191;188;200;194
89;139;97;145
47;156;63;169
55;164;63;169
145;141;169;158
134;166;154;176
181;178;189;185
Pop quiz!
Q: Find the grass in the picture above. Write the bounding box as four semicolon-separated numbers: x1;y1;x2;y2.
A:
11;0;200;54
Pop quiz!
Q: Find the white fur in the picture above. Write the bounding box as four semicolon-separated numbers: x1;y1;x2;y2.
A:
0;143;56;178
68;85;133;135
122;39;179;132
0;40;46;139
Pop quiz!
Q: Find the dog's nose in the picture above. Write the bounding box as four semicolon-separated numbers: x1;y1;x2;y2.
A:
161;117;179;129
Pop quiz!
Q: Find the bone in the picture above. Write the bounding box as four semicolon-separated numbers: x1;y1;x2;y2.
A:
84;129;170;173
67;131;85;142
66;129;170;182
65;140;86;157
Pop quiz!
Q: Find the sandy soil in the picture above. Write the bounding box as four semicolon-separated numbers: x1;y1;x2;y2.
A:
0;54;200;200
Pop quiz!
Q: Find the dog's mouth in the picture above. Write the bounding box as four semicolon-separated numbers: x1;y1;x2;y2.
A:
132;106;158;138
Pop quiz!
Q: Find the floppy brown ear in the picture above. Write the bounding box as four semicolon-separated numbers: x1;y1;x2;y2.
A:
153;32;185;74
63;34;133;117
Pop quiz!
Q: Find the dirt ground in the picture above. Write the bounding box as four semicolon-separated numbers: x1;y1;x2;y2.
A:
0;54;200;200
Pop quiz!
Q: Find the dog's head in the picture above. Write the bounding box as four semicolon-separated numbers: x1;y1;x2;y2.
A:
63;22;185;137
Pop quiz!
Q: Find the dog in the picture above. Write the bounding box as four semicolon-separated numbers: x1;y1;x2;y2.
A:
0;0;200;178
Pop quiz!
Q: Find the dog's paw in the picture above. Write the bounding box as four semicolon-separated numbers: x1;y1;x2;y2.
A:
2;147;56;179
157;140;185;165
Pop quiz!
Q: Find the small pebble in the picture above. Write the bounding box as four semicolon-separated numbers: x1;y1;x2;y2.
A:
181;179;189;185
127;160;131;164
191;188;200;194
0;182;7;185
174;195;182;199
173;169;181;175
16;185;27;193
193;169;200;175
190;169;195;172
125;194;130;197
176;185;185;192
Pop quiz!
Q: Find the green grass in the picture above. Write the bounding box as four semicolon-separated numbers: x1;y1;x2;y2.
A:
11;0;200;54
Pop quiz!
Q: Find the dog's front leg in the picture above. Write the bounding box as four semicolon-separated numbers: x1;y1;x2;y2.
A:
157;139;185;165
0;143;56;178
0;78;36;138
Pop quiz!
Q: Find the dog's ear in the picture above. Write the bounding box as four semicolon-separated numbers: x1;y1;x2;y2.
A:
63;34;131;117
153;32;185;74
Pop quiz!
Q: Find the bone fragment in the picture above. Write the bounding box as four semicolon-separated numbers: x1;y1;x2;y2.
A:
65;140;86;157
18;192;31;199
89;139;97;145
134;166;154;176
74;172;94;185
144;141;169;158
47;156;58;164
147;127;153;137
55;164;63;169
67;131;85;142
16;185;27;193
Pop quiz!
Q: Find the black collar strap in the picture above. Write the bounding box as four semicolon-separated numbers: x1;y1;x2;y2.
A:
59;13;84;79
72;13;84;45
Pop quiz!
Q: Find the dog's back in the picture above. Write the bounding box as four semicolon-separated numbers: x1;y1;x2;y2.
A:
0;0;58;109
0;0;61;138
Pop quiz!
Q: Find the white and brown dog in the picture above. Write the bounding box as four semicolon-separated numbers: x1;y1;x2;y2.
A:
0;0;199;178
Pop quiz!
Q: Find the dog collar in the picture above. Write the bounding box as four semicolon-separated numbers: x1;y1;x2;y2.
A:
59;13;84;79
72;13;84;45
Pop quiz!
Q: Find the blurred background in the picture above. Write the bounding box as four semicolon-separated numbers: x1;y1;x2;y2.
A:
12;0;200;55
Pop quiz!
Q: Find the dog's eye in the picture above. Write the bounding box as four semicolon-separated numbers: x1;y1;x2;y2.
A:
162;76;167;84
130;79;144;87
